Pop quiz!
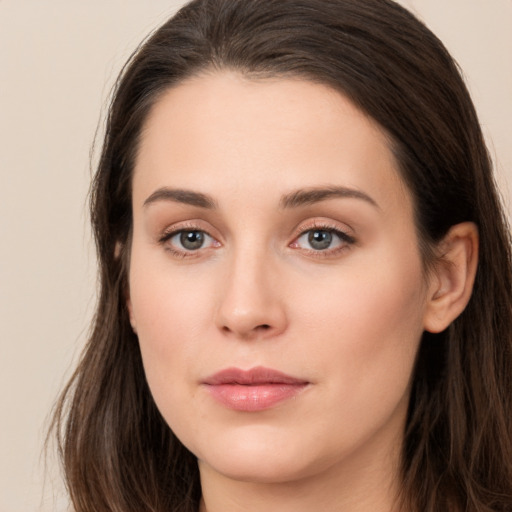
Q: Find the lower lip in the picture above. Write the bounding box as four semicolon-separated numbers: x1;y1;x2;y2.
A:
205;383;308;412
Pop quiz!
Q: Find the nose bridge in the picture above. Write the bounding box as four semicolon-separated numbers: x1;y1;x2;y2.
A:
216;239;286;339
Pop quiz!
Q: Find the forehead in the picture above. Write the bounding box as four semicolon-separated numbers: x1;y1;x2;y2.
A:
133;71;409;211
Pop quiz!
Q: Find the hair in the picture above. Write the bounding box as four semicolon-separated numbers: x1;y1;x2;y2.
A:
50;0;512;511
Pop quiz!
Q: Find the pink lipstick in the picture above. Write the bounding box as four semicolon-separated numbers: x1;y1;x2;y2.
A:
202;366;309;412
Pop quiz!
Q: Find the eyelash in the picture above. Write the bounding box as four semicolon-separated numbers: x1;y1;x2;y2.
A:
158;221;356;259
158;223;219;259
290;222;356;258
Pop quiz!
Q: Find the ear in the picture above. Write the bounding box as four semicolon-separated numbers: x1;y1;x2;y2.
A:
126;294;137;334
116;241;138;334
423;222;479;333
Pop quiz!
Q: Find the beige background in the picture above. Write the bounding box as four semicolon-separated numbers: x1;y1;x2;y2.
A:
0;1;510;511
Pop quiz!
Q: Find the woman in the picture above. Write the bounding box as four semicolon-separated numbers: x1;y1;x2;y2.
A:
51;0;512;510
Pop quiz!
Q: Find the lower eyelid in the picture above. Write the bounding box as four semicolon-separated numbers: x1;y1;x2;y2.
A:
160;228;222;257
290;226;356;253
158;221;354;257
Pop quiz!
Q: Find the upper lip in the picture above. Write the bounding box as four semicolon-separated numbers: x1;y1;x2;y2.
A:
202;366;309;386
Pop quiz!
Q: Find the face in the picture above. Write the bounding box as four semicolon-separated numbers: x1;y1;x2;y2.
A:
128;72;432;485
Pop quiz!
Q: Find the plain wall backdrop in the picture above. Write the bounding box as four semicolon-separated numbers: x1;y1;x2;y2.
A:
0;1;510;511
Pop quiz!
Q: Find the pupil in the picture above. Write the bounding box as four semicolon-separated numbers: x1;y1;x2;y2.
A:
308;230;332;250
180;231;204;250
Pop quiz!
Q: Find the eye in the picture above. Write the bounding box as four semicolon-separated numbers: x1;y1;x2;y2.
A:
303;230;336;250
292;227;355;253
175;230;208;250
160;228;220;256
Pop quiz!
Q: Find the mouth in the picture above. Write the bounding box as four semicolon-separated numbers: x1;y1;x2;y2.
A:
202;366;309;412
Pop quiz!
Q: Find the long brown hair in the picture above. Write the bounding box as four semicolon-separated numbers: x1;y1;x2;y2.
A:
50;1;512;510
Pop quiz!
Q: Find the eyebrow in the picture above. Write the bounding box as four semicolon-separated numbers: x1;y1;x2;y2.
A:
142;185;379;210
143;187;217;209
280;186;379;209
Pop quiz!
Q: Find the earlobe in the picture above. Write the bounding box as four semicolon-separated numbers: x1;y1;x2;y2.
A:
124;275;137;334
116;240;137;333
423;222;479;333
126;296;138;334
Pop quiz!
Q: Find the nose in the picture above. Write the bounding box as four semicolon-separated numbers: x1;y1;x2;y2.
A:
215;248;288;340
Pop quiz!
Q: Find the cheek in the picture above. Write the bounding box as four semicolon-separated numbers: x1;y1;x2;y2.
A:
298;255;424;326
127;249;216;404
129;277;210;441
293;253;426;405
129;238;216;335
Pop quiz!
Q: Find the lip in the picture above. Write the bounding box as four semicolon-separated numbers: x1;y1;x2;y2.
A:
202;366;309;412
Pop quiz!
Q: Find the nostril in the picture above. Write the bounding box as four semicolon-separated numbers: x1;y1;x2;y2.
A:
220;322;275;337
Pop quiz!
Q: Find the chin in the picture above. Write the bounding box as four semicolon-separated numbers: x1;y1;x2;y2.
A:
200;454;318;485
192;423;335;484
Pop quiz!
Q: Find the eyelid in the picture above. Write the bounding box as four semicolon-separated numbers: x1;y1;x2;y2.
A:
158;220;222;258
156;218;355;259
289;218;356;255
158;220;219;242
291;218;355;240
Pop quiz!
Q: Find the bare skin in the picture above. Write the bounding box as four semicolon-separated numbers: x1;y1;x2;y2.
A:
127;72;478;512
